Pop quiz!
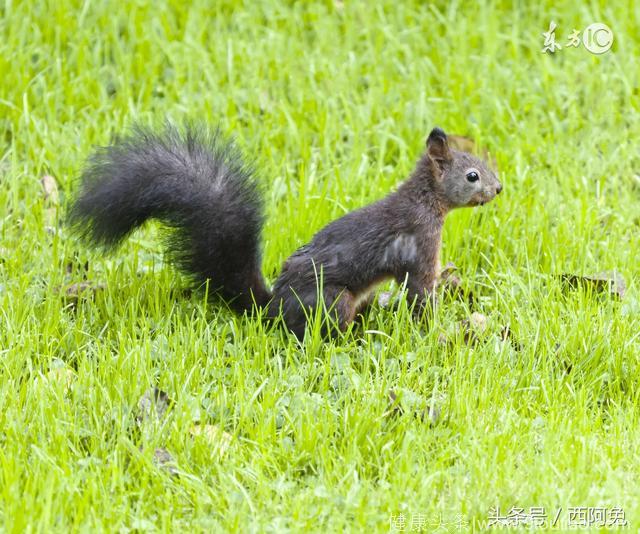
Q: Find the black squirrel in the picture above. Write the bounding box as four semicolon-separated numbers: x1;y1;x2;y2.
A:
70;124;501;338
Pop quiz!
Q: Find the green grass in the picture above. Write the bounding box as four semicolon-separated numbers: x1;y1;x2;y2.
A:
1;0;639;532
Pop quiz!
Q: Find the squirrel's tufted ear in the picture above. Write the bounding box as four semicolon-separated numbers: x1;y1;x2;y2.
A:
426;127;452;163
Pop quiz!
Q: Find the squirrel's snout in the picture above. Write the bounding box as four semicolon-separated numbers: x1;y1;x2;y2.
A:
495;183;503;195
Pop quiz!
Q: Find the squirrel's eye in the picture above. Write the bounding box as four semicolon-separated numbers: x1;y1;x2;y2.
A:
466;171;479;183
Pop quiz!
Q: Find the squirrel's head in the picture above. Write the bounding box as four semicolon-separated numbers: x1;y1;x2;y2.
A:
424;127;502;210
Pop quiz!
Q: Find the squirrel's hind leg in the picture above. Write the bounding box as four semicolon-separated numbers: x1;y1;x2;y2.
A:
319;286;357;338
278;285;357;339
333;288;357;332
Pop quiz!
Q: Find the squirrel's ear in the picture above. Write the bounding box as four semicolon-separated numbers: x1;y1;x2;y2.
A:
426;127;452;163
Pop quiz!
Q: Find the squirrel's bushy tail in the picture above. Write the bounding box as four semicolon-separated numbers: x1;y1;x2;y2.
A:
69;123;271;311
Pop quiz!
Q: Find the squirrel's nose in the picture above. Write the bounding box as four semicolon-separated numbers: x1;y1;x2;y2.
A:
495;184;503;195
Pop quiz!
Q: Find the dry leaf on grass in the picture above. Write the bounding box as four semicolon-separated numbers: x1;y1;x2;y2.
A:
58;281;104;307
189;424;232;458
41;362;76;393
439;262;463;297
41;175;60;229
559;271;626;299
437;312;491;349
47;367;76;389
466;312;488;333
500;325;523;351
386;390;403;417
136;387;173;424
151;447;179;476
385;389;441;425
35;359;76;395
461;329;479;347
65;259;90;277
459;312;489;346
437;333;449;347
438;262;475;305
40;175;59;205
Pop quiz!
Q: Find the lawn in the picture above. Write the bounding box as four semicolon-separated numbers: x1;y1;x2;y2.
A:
1;0;639;532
